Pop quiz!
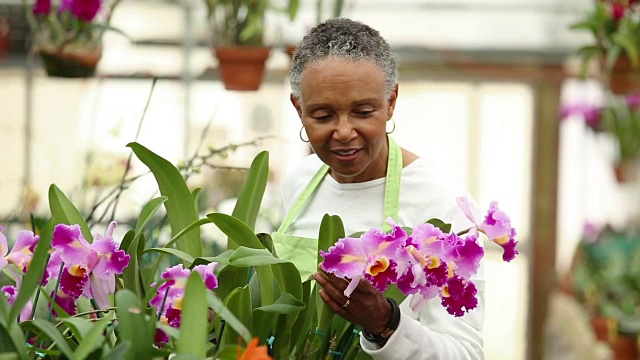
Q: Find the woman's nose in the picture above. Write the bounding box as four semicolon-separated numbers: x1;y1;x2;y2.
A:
332;116;357;143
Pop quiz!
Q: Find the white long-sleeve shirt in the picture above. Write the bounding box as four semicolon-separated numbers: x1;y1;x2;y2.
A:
281;154;485;360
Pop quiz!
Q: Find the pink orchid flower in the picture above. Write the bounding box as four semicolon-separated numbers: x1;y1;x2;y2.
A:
397;223;483;315
150;263;219;343
50;222;130;311
321;218;408;297
2;285;33;322
1;226;40;274
457;196;519;262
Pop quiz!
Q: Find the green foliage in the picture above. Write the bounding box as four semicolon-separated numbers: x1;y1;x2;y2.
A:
205;0;300;46
571;227;640;334
570;1;640;77
600;98;640;162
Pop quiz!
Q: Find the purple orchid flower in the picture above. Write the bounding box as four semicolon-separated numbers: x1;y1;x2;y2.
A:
32;0;51;15
150;263;219;343
321;218;408;297
2;285;33;322
457;196;519;262
61;0;102;22
50;222;130;310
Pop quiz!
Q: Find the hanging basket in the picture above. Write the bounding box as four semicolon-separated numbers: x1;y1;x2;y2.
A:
213;46;271;91
37;46;102;78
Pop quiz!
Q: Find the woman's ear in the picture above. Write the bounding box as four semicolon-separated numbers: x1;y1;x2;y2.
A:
387;84;399;119
290;93;303;119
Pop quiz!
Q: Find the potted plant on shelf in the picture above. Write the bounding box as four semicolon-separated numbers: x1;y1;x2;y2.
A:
571;0;640;94
23;0;125;78
205;0;299;91
570;223;640;358
284;0;347;59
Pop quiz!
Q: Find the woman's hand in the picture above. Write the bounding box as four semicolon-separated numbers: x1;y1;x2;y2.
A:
313;265;391;335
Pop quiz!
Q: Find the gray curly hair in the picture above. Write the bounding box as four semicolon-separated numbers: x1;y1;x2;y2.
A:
289;18;399;101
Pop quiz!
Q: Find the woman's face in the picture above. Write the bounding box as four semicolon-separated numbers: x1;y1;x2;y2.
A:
291;57;398;183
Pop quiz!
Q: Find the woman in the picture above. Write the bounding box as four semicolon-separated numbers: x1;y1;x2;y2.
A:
273;18;484;359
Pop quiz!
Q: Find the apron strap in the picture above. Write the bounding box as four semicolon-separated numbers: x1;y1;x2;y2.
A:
277;164;329;233
382;136;402;232
277;135;402;234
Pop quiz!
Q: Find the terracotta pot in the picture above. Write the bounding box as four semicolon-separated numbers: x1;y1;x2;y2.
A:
213;46;271;91
613;160;640;183
284;44;297;59
0;16;9;59
590;316;639;359
38;46;102;78
605;56;640;95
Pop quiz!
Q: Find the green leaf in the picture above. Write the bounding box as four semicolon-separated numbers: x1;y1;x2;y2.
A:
115;289;155;360
128;142;202;258
118;229;136;252
255;293;305;314
177;273;209;358
143;247;195;266
208;213;263;250
72;318;111;360
29;319;75;358
190;250;234;269
288;0;300;20
214;265;249;304
0;288;9;321
228;247;288;267
0;353;19;360
135;196;168;236
206;293;253;343
48;184;92;242
10;237;51;322
122;233;143;298
191;188;202;214
257;233;275;255
163;218;212;250
426;218;452;233
58;317;95;341
230;151;269;244
0;321;26;359
219;287;254;345
102;341;131;360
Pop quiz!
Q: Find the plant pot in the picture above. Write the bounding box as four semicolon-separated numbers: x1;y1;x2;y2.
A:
284;44;297;59
37;46;102;78
590;316;640;359
213;46;271;91
605;56;640;95
613;160;640;183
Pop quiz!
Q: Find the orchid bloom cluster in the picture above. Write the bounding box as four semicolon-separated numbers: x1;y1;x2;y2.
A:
320;196;518;317
49;222;130;314
27;0;117;51
149;263;219;343
0;222;130;320
1;226;40;321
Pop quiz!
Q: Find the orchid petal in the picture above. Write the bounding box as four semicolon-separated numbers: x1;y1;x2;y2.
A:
89;273;114;309
193;263;219;290
59;265;88;299
0;226;8;268
6;230;39;273
456;196;478;225
343;276;361;298
51;224;91;265
409;294;429;313
90;238;130;275
51;289;78;316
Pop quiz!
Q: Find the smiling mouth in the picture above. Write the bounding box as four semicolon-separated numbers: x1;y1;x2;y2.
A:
334;149;359;156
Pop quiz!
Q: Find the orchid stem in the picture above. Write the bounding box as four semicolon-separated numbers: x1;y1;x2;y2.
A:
215;320;226;353
90;299;103;318
47;262;65;322
157;287;171;321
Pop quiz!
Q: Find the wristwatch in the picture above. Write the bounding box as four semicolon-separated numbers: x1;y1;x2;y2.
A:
362;297;400;344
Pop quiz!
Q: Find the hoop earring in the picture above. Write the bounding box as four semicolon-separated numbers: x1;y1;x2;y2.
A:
299;126;310;142
386;119;396;134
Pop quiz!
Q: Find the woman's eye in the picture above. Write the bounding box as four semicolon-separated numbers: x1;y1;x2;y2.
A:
355;110;374;117
313;114;332;121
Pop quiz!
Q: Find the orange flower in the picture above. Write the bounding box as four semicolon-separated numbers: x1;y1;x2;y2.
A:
237;338;271;360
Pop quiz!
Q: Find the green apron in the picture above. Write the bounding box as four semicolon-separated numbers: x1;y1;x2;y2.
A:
272;136;403;280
